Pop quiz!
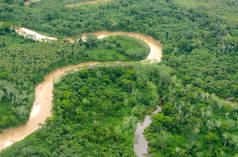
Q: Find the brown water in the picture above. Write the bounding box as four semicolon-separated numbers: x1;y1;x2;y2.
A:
94;31;162;62
0;31;163;154
0;62;100;151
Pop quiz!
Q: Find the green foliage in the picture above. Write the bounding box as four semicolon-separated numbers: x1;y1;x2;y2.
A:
1;0;237;100
146;81;238;156
0;64;169;156
0;22;10;34
2;63;237;156
0;34;149;131
0;0;238;156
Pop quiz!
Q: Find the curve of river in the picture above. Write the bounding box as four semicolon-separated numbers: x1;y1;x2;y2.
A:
0;29;163;156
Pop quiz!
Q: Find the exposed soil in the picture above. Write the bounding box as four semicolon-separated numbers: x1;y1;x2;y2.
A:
15;27;57;42
24;0;41;5
65;0;111;7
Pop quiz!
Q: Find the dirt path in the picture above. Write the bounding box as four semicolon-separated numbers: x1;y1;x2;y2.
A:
65;0;111;7
15;27;57;42
0;29;163;155
24;0;41;5
24;0;110;6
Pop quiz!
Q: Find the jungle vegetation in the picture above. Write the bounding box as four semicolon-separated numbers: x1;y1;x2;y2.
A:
2;64;238;156
0;33;149;131
0;0;238;156
1;0;237;101
0;64;167;157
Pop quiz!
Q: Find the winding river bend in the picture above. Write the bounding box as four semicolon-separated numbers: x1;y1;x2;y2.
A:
0;29;163;156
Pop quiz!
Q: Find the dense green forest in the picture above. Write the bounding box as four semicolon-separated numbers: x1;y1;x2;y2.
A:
0;0;238;156
146;73;238;156
1;0;237;101
2;64;238;156
0;33;149;131
0;64;166;156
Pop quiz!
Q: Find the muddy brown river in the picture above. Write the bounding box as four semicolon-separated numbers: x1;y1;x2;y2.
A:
0;30;163;156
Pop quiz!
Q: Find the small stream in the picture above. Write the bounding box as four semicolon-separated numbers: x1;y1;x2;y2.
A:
134;106;161;157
